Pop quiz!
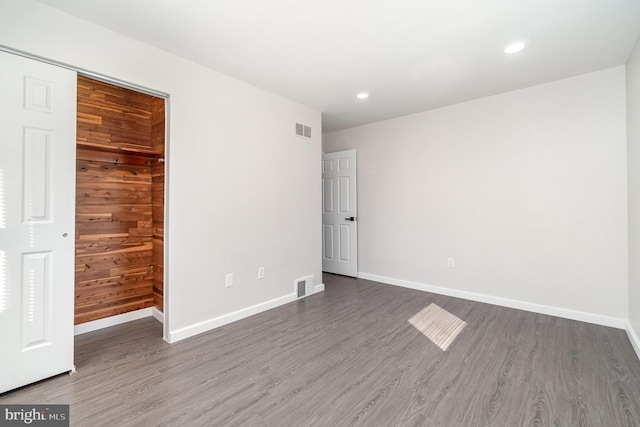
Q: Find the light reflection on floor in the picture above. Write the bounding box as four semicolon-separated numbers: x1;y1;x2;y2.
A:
408;303;466;351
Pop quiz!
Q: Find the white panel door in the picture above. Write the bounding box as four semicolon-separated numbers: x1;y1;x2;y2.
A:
322;150;357;277
0;51;77;393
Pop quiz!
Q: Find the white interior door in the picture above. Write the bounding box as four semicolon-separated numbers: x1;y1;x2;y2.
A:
0;51;77;393
322;149;357;277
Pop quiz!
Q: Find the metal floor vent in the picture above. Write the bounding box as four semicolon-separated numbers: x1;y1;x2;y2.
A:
295;122;312;138
297;280;306;298
295;275;315;298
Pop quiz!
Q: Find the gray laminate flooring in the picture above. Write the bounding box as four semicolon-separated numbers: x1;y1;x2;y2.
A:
2;273;640;426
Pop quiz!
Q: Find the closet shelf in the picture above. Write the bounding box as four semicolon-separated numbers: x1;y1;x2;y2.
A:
76;141;164;158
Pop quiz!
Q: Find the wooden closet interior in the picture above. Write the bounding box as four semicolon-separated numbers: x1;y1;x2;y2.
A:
74;75;165;325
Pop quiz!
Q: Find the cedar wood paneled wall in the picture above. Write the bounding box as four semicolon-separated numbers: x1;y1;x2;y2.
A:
75;75;165;324
151;98;164;311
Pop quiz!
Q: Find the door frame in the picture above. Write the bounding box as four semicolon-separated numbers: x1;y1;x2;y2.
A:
0;45;172;343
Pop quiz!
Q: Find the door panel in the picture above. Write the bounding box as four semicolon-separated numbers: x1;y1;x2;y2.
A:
23;128;53;222
322;150;357;276
339;225;351;262
21;251;51;349
339;176;350;212
0;51;77;393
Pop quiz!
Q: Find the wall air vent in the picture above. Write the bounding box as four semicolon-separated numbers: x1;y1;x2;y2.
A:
295;275;315;298
295;122;312;139
297;280;306;298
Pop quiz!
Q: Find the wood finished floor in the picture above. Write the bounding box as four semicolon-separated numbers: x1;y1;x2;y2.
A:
2;273;640;426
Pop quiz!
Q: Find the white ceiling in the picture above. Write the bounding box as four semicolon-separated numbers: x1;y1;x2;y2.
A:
37;0;640;133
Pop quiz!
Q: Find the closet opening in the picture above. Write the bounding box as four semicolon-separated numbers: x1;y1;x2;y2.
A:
74;75;165;334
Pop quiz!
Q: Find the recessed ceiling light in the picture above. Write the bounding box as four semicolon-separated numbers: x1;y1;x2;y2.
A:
504;42;526;54
356;92;369;99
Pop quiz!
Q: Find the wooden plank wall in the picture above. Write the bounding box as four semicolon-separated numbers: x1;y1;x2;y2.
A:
75;76;165;324
151;98;165;311
77;76;153;150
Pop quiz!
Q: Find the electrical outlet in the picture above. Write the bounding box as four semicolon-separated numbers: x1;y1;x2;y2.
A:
447;258;455;268
258;267;265;279
225;273;233;287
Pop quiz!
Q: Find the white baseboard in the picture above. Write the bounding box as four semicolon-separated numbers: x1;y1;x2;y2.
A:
167;293;298;343
74;307;158;335
358;272;626;330
152;306;164;323
627;321;640;361
74;285;323;342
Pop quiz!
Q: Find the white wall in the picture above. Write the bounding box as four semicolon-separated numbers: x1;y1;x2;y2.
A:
627;34;640;348
324;67;628;325
0;0;322;341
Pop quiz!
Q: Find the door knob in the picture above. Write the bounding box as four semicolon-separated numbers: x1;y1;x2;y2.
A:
344;217;355;221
